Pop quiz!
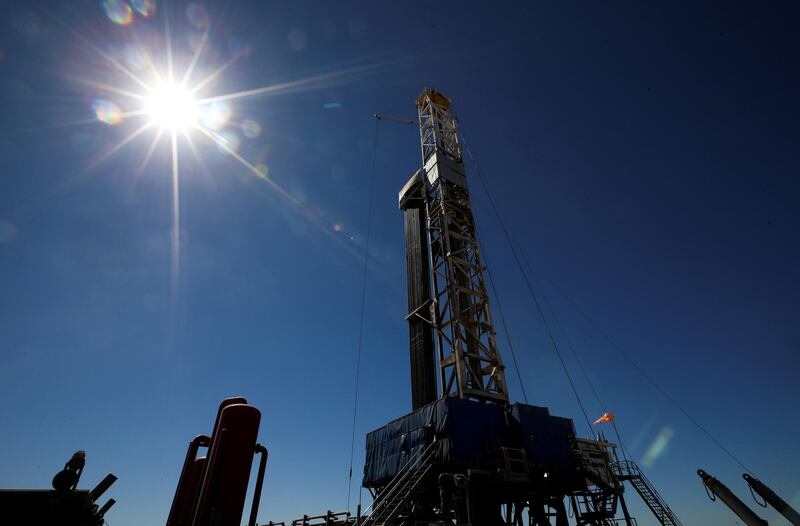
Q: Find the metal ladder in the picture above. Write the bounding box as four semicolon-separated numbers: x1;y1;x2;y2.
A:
613;460;682;526
364;442;437;526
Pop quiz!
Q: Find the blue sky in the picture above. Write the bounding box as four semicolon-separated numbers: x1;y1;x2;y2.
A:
1;1;798;525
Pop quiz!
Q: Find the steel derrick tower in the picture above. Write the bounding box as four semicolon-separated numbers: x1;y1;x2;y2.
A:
400;89;508;408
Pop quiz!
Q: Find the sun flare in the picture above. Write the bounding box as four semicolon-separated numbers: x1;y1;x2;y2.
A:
145;83;198;130
77;2;380;311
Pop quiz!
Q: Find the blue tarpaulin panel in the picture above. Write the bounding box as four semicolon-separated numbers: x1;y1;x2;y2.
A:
362;399;442;486
363;397;507;487
362;398;578;487
510;403;576;469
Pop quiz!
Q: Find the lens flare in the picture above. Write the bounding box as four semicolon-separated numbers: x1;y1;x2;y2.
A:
93;99;123;125
242;119;261;138
131;0;156;17
213;131;241;154
121;43;151;71
642;426;675;468
227;37;250;58
103;0;134;26
255;163;269;179
199;101;232;131
145;84;198;130
186;4;210;29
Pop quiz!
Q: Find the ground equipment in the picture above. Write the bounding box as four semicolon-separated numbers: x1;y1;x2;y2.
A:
0;451;117;526
167;396;268;526
744;473;800;525
698;469;767;526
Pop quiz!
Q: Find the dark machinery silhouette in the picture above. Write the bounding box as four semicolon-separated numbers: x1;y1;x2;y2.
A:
698;469;767;526
0;397;268;526
167;396;268;526
744;473;800;525
698;468;800;526
0;451;117;526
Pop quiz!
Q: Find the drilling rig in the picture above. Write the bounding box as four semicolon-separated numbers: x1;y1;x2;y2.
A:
349;89;682;526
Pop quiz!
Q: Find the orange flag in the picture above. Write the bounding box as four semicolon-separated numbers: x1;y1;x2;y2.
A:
593;412;615;424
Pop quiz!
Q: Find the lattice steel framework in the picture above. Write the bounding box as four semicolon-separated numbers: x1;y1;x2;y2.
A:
416;89;509;404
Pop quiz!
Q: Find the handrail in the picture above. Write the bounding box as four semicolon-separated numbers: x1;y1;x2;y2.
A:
637;470;674;519
373;462;433;525
611;459;640;478
613;460;682;526
362;441;437;519
363;442;435;517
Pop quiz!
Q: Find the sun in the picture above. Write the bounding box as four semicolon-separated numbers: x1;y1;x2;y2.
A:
145;82;198;130
78;3;382;313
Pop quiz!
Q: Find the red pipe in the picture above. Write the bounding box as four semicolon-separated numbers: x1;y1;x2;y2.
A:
167;435;210;526
192;404;261;526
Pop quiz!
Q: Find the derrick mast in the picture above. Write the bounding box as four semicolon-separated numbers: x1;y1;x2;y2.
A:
356;89;680;526
400;89;508;406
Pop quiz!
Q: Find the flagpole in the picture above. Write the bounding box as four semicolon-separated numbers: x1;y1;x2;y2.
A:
610;419;630;463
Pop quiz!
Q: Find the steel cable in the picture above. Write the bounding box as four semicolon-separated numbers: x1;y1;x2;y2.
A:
459;129;755;475
460;134;596;438
346;118;380;512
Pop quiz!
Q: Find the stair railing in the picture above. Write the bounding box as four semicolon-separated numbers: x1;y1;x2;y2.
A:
361;441;438;524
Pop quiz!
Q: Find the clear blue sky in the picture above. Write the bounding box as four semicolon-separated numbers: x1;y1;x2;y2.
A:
1;2;798;525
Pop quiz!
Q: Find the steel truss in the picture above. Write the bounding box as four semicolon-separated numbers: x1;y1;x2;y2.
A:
416;89;508;403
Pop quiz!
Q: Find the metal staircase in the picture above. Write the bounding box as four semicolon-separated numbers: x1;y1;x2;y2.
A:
612;460;682;526
574;487;618;521
365;442;438;526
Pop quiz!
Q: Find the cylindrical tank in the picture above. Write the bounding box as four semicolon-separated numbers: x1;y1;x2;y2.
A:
167;435;210;526
698;469;767;526
210;397;248;439
192;404;261;526
168;397;251;526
